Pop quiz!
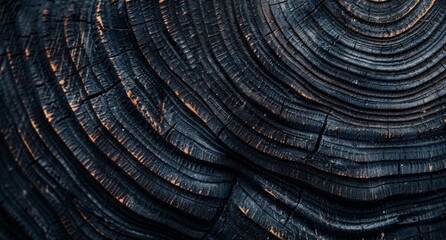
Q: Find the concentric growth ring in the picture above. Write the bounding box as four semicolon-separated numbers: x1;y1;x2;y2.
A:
1;0;446;239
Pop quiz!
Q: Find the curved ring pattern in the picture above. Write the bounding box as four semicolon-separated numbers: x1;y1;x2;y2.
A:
1;0;446;239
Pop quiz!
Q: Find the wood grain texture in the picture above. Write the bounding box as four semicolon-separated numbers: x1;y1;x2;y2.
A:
1;0;446;239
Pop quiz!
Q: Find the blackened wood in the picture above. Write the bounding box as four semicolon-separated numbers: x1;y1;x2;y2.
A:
1;0;446;239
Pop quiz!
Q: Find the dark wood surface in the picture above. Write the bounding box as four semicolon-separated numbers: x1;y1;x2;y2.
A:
1;0;446;239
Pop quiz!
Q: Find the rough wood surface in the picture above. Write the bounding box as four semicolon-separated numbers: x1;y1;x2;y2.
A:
1;0;446;239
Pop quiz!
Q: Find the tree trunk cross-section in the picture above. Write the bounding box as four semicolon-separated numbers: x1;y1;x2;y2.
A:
1;0;446;239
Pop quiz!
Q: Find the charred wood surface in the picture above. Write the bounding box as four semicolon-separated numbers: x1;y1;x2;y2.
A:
1;0;446;239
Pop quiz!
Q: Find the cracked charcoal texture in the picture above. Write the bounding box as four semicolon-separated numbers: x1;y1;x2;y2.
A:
1;0;446;239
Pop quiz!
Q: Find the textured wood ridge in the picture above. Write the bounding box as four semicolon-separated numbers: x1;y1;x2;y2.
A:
1;0;446;239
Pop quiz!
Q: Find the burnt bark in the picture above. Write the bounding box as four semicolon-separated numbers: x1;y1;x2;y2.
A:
1;0;446;239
